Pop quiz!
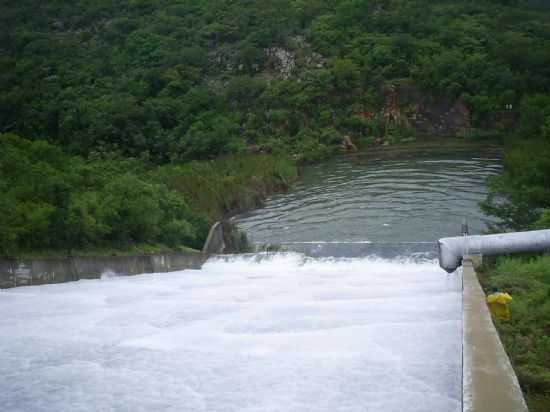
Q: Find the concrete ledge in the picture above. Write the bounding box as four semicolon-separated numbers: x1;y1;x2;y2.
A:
149;252;205;273
1;222;222;289
74;255;154;280
0;251;207;289
462;258;528;412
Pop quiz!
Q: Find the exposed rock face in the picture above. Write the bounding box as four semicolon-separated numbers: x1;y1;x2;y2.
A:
446;98;472;135
265;37;326;80
481;111;519;130
383;84;472;136
382;84;411;128
342;135;358;152
266;47;296;79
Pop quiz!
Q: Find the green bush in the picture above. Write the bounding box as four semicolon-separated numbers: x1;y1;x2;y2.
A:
0;135;297;255
0;134;198;254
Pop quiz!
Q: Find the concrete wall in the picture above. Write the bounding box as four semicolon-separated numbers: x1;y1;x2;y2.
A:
0;221;226;289
462;258;528;412
75;255;154;280
0;258;76;288
0;251;206;289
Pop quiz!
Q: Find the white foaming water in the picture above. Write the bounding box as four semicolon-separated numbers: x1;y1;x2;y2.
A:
0;254;462;412
100;269;118;280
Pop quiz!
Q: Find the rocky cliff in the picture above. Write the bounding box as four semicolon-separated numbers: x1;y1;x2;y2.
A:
382;83;472;137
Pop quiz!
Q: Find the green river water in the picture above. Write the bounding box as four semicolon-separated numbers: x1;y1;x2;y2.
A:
236;143;503;257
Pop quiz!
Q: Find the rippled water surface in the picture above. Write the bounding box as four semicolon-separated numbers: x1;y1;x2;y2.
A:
237;146;502;246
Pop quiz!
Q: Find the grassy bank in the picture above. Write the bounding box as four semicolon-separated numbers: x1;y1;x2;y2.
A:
478;255;550;412
152;154;298;222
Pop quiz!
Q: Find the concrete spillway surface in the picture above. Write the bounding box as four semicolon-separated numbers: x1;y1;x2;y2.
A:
0;254;462;412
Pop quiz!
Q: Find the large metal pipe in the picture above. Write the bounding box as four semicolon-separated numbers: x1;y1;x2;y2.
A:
438;229;550;273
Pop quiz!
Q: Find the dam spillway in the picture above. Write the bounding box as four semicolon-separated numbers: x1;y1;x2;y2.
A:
0;253;461;412
0;148;503;411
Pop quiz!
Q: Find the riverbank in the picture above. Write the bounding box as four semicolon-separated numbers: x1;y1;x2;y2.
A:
0;134;298;259
478;255;550;412
3;135;500;259
350;135;504;159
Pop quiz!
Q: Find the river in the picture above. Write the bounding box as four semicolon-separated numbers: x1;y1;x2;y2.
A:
236;144;502;256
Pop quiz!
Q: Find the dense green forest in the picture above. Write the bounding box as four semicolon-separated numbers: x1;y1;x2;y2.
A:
1;0;550;255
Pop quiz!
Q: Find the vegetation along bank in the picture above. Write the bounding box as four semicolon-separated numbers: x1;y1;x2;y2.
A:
1;0;550;256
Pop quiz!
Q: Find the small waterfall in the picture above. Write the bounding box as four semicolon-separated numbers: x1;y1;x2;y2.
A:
0;252;462;411
249;240;438;260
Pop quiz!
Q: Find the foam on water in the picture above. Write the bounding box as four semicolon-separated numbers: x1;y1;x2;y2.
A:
0;254;462;412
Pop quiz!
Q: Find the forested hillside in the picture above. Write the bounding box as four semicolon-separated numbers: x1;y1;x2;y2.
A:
1;0;550;254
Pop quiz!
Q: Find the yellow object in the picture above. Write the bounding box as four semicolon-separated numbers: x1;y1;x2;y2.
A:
486;292;513;321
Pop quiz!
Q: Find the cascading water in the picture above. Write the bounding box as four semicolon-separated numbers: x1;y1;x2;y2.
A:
0;254;462;412
0;147;501;412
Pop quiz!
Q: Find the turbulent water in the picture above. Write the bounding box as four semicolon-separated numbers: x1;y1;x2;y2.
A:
236;148;502;247
0;254;462;412
0;146;501;412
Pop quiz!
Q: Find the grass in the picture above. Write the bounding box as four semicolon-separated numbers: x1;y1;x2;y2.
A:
478;254;550;412
152;154;298;221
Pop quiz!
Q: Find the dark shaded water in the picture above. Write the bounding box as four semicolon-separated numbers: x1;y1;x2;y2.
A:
236;145;502;257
